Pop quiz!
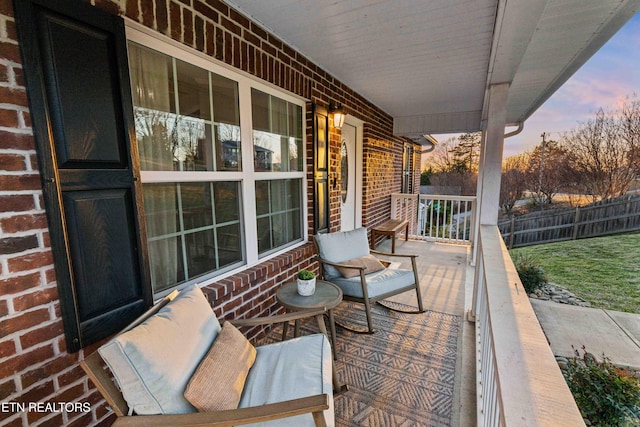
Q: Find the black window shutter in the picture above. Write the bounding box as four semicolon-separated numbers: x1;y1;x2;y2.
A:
14;0;152;352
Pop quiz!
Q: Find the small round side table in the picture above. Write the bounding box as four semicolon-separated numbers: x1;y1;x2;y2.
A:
276;280;342;359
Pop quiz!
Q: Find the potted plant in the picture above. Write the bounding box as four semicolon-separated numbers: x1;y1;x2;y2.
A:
296;269;316;296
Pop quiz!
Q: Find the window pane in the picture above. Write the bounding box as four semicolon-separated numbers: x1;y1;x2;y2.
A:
255;180;269;215
289;103;302;139
256;179;302;255
129;43;175;171
181;183;213;230
130;42;240;172
149;237;184;293
271;97;287;135
176;60;211;120
217;223;242;268
143;181;242;292
216;124;241;171
271;213;285;247
270;180;285;212
143;184;178;238
251;89;301;172
213;74;241;171
287;179;301;209
176;118;212;171
129;43;175;113
214;181;240;223
287;210;301;242
251;89;269;132
256;216;271;253
213;74;239;125
185;229;215;278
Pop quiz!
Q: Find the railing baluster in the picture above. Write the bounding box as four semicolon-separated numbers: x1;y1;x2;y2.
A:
389;193;477;245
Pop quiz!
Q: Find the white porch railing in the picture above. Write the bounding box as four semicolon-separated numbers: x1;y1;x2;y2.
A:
472;225;585;426
390;193;476;244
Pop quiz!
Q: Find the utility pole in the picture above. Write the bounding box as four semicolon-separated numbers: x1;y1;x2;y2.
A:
539;132;546;210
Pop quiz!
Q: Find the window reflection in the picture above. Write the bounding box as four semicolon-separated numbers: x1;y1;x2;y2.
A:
251;89;302;172
129;43;241;172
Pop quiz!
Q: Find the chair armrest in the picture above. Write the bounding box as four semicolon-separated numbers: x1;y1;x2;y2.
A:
81;352;130;417
370;249;417;259
112;394;330;427
229;308;327;328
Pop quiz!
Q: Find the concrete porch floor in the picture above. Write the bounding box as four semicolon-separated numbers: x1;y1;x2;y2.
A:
372;238;476;426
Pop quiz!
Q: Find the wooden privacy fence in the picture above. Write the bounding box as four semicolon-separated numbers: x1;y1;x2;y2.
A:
498;194;640;248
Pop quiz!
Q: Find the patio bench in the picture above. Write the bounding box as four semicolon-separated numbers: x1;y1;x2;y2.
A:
370;219;409;253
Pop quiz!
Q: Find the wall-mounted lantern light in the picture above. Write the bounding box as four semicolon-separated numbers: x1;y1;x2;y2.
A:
329;102;346;130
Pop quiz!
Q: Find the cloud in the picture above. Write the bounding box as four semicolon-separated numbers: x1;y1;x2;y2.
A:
556;78;633;113
504;13;640;157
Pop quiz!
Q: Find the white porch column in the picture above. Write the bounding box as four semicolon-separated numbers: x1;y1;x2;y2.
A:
470;82;509;321
478;83;509;226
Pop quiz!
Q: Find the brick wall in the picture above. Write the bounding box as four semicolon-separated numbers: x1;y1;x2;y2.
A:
0;0;418;425
0;1;107;423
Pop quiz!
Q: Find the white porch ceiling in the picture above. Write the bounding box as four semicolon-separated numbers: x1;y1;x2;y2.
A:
224;0;640;138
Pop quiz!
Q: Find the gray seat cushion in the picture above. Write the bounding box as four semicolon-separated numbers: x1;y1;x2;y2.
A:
239;334;334;427
330;267;416;299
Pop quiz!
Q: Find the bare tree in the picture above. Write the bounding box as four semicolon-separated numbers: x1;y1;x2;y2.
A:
422;133;481;195
562;109;637;201
526;139;569;205
619;94;640;176
422;136;459;173
500;153;529;215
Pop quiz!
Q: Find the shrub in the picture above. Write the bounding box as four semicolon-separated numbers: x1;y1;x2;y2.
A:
512;253;548;294
297;269;315;280
564;348;640;426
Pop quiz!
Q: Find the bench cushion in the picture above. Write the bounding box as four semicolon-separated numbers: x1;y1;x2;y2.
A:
315;227;370;279
99;285;221;415
239;334;334;427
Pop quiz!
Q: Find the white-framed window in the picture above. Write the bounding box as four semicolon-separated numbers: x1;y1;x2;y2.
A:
126;25;306;296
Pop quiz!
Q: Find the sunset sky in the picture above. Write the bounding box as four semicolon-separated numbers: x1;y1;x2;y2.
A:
431;11;640;161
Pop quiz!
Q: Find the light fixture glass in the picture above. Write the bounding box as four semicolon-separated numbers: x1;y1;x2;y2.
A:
329;102;346;130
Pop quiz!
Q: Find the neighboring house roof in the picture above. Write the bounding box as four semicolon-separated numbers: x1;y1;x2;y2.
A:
224;0;640;136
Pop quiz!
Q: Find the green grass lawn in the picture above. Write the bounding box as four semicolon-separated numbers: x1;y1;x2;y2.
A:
510;233;640;313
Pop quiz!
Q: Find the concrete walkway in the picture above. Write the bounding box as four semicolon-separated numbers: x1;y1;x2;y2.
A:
531;299;640;370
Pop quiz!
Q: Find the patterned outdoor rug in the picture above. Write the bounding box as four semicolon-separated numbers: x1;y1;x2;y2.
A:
260;302;461;427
